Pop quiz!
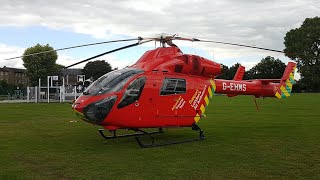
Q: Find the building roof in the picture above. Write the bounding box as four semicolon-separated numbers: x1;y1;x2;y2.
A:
0;66;26;73
61;68;82;76
0;66;83;76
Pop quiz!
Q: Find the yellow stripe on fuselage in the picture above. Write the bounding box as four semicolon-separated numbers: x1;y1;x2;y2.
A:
193;79;216;123
194;113;201;123
204;96;209;106
200;104;206;114
208;86;213;98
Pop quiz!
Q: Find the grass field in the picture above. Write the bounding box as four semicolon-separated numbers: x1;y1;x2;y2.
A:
0;94;319;179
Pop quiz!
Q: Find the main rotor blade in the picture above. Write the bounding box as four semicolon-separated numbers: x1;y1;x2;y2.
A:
4;38;141;60
173;37;284;53
65;40;152;69
196;39;284;53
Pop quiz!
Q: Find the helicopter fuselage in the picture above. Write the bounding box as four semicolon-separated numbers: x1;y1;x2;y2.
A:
72;46;296;131
73;70;213;130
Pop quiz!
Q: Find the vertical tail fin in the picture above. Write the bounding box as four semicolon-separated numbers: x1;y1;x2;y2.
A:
227;65;245;97
233;65;245;80
275;62;296;99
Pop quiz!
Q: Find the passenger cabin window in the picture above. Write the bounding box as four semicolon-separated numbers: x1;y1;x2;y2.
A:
160;78;186;95
117;77;147;108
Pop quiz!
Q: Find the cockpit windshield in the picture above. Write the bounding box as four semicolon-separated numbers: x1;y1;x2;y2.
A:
83;68;144;95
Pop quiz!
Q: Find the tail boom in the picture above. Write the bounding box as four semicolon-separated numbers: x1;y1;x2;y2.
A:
214;79;278;97
214;62;297;98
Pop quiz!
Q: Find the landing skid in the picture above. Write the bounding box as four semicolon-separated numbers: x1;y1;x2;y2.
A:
135;124;205;148
98;128;164;139
98;124;205;148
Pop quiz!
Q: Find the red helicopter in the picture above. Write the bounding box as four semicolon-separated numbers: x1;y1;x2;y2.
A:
9;34;296;147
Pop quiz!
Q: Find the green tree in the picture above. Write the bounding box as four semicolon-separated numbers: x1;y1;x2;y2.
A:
22;44;59;85
216;63;241;80
228;63;241;79
83;60;113;80
0;80;17;95
216;64;229;79
284;16;320;91
247;56;286;79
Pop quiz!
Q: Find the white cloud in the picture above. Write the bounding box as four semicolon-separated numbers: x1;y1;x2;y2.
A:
0;44;133;70
0;44;24;68
101;54;135;69
56;53;83;69
1;0;318;43
0;0;318;78
55;52;134;69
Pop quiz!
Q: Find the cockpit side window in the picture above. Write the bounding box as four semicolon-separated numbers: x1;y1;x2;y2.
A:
160;78;186;95
117;77;147;109
83;68;143;95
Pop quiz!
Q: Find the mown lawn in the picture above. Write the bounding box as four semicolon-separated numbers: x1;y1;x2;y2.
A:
0;94;319;179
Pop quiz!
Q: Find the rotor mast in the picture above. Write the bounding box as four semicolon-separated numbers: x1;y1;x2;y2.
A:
150;33;178;47
160;34;166;47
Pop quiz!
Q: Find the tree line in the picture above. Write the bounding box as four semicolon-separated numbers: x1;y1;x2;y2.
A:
217;56;286;80
18;16;320;92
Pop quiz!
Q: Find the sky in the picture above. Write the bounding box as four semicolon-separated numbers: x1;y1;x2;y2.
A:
0;0;319;79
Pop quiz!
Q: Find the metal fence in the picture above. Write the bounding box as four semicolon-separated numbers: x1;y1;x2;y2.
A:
0;85;82;103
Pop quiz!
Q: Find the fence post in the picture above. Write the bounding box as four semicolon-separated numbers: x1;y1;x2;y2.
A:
62;77;65;102
47;76;50;103
59;86;62;103
74;86;77;100
27;86;30;103
35;86;38;103
63;86;65;102
38;78;41;102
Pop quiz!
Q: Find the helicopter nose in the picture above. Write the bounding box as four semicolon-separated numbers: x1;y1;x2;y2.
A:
72;102;82;113
72;97;84;112
72;102;86;120
72;95;94;114
82;96;117;125
73;95;117;125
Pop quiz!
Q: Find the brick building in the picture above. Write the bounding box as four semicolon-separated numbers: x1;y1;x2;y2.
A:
61;68;83;85
0;66;30;86
0;66;85;86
